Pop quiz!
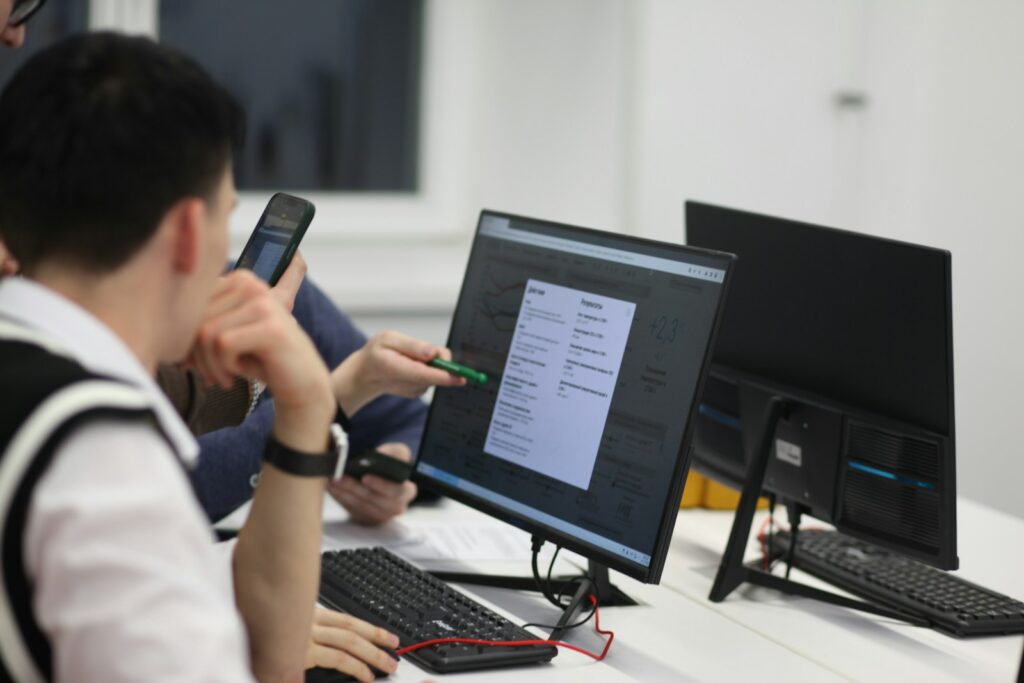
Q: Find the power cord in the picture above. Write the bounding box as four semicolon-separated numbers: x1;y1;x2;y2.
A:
526;538;597;632
531;536;569;609
546;545;562;600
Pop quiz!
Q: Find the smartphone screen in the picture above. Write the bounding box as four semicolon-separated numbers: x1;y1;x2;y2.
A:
234;193;315;285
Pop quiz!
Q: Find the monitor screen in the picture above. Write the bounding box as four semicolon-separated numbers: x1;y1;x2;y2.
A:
414;211;733;582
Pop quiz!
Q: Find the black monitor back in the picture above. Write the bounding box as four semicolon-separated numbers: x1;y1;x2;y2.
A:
685;202;958;569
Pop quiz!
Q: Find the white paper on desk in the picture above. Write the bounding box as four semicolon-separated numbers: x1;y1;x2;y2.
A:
322;518;553;563
321;518;415;550
399;523;541;562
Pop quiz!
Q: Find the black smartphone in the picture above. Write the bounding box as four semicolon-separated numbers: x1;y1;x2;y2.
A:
344;450;413;483
234;192;315;285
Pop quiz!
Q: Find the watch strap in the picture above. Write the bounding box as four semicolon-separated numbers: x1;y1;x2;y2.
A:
263;423;348;479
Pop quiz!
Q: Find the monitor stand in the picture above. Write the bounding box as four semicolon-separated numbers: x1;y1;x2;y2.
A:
708;395;928;627
431;557;636;639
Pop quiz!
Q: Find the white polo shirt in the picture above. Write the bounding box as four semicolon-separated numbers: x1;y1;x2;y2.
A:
0;277;254;682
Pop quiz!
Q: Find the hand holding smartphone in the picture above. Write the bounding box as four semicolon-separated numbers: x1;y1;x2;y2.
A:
344;450;414;483
234;192;315;285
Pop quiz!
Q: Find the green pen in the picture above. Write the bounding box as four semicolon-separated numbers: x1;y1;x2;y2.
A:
428;357;489;385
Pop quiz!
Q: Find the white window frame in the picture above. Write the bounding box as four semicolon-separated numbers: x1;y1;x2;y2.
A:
92;0;472;246
88;0;158;35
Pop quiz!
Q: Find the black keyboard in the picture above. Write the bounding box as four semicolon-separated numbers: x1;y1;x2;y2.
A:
318;547;558;674
772;529;1024;637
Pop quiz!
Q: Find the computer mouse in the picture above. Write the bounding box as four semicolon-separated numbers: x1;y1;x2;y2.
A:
305;648;400;682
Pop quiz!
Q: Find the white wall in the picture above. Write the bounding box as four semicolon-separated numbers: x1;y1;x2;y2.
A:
630;0;868;241
459;0;631;233
302;0;1024;517
628;0;1024;518
857;0;1024;518
299;0;633;343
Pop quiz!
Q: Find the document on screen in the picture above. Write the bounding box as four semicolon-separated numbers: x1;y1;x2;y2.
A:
484;279;636;489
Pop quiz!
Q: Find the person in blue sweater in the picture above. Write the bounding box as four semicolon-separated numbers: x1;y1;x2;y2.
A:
189;258;449;523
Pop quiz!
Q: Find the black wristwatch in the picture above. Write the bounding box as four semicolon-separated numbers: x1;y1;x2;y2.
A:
263;423;348;480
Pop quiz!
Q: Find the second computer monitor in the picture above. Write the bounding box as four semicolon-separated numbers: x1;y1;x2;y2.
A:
414;210;734;583
685;201;957;569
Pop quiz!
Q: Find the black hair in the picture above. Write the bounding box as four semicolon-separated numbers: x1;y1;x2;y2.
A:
0;31;245;273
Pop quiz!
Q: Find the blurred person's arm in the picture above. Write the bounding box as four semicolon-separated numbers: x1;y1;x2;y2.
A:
192;276;451;524
330;330;463;417
328;441;418;525
288;277;439;458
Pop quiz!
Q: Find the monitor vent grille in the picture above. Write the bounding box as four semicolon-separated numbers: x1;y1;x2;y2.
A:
839;470;940;553
847;422;939;480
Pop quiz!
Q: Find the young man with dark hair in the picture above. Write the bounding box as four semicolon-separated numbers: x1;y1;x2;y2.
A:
0;31;409;682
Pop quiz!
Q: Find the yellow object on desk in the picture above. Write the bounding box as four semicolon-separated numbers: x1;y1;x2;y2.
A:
680;471;769;510
680;471;707;508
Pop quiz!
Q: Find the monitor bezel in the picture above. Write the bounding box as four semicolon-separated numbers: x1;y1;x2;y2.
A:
412;209;735;584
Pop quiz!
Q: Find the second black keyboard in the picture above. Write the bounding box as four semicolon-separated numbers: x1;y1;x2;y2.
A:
318;547;558;674
772;529;1024;637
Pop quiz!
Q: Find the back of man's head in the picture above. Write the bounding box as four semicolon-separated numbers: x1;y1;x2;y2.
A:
0;32;244;275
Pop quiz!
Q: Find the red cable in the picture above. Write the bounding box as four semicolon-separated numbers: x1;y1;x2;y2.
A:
395;595;615;662
757;518;830;570
756;516;772;570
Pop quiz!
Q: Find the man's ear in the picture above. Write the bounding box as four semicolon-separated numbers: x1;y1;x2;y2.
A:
168;198;205;275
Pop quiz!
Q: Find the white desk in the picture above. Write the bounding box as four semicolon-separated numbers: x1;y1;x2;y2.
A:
227;496;1024;681
659;498;1024;682
318;500;845;682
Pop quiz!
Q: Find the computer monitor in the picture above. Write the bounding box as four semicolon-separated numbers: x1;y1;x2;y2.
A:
685;201;957;570
414;210;734;584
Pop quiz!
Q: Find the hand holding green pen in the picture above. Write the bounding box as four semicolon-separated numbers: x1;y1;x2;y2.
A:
428;357;488;385
331;331;471;415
